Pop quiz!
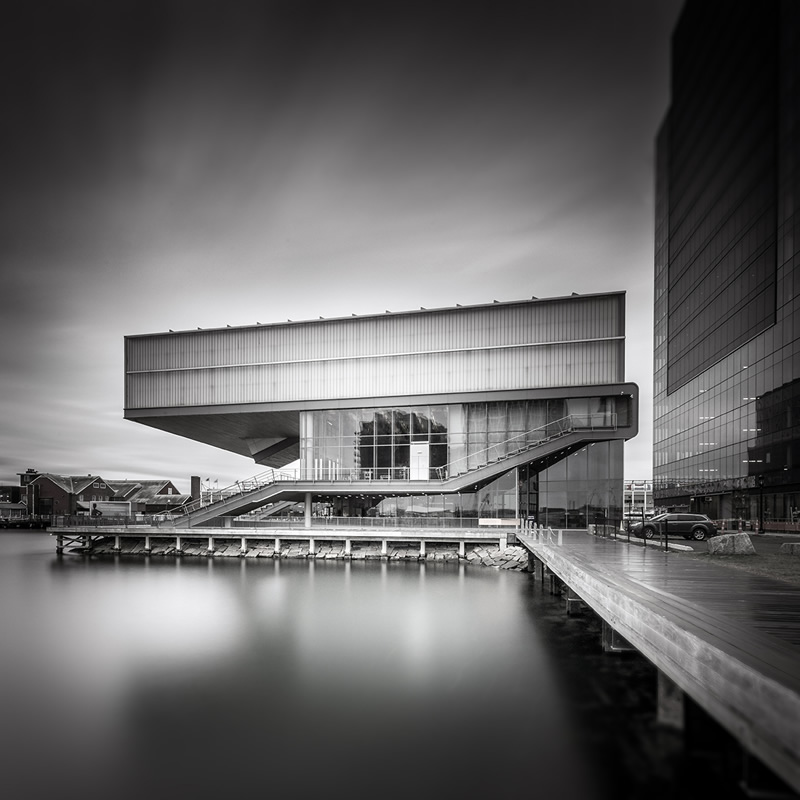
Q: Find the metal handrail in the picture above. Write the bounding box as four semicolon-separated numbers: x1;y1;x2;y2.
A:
169;413;617;521
168;468;295;520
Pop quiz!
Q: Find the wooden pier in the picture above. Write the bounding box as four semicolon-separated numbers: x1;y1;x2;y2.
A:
518;528;800;797
51;524;519;559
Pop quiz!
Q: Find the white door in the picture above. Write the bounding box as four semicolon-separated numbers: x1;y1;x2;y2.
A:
410;443;430;480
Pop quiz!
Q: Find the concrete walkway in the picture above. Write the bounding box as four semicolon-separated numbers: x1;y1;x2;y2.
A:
517;528;800;795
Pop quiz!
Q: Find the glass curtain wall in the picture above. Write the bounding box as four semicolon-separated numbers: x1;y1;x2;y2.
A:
520;441;623;528
301;397;625;481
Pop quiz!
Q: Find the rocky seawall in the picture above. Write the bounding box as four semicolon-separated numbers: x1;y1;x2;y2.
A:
91;537;531;571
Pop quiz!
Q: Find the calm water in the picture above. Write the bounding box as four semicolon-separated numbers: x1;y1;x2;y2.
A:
0;532;705;800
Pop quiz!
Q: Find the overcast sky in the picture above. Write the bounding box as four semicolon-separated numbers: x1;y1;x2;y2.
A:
0;0;683;492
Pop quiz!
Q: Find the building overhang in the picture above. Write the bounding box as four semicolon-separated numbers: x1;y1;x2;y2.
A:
124;383;639;467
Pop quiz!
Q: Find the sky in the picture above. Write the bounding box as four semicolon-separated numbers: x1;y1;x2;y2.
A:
0;0;683;493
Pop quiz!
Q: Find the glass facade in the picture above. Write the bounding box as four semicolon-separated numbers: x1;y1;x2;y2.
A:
654;1;800;525
300;397;627;526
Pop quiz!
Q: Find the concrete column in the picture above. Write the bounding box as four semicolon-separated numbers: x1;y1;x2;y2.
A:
601;620;636;653
309;538;316;556
240;536;247;556
56;535;64;553
175;535;182;555
566;586;584;615
223;516;232;529
381;539;387;556
114;535;121;551
499;534;507;550
274;537;281;555
207;536;215;556
144;535;151;553
419;540;426;558
304;493;312;529
459;541;465;557
657;671;684;730
345;539;351;556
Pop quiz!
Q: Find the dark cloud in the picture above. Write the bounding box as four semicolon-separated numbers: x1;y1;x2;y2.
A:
0;0;682;484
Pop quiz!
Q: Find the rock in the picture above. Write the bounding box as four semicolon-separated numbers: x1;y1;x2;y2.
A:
779;542;800;556
707;532;756;555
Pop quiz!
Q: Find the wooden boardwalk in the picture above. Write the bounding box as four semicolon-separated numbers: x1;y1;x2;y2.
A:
517;529;800;795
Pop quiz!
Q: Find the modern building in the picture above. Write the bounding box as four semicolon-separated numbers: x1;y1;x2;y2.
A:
125;293;638;528
653;1;800;526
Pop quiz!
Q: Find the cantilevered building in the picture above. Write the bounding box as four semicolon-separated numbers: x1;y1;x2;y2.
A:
654;1;800;523
125;293;638;527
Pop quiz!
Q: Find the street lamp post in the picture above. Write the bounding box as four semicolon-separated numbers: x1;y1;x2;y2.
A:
758;475;764;534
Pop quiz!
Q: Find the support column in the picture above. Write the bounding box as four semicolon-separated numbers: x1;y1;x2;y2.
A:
144;535;151;553
601;620;636;653
114;535;121;552
499;534;507;550
240;536;247;556
274;537;281;556
419;540;426;558
657;671;684;730
381;539;387;556
458;541;465;558
223;516;232;529
566;586;584;615
56;535;64;553
305;493;312;529
207;536;215;556
345;539;351;556
175;535;182;555
309;538;316;556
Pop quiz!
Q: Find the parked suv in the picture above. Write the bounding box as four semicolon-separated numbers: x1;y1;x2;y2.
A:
630;513;718;541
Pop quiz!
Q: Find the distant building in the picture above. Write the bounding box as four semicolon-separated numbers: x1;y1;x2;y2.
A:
19;472;116;517
15;470;192;518
108;480;191;514
654;1;800;524
623;480;653;519
125;294;639;527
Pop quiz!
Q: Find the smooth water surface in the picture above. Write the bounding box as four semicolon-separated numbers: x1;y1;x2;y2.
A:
0;533;690;800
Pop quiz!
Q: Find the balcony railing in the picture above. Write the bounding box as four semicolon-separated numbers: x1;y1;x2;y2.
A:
167;412;617;522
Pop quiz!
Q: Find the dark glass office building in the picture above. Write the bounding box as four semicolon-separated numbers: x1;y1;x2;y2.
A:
654;1;800;525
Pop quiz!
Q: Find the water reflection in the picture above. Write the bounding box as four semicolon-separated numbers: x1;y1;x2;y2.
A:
0;533;672;800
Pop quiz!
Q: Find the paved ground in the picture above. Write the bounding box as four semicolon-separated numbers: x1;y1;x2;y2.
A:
679;533;800;587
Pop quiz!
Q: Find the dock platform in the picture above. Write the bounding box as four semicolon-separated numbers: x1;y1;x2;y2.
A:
517;529;800;796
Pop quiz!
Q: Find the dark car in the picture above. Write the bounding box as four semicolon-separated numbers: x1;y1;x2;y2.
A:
630;513;718;541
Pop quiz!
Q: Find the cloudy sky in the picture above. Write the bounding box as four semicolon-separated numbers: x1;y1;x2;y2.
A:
0;0;683;492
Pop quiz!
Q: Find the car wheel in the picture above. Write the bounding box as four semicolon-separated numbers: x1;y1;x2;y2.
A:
691;527;707;541
643;526;656;539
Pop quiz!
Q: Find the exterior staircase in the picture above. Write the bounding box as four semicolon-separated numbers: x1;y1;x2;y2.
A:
163;414;617;528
